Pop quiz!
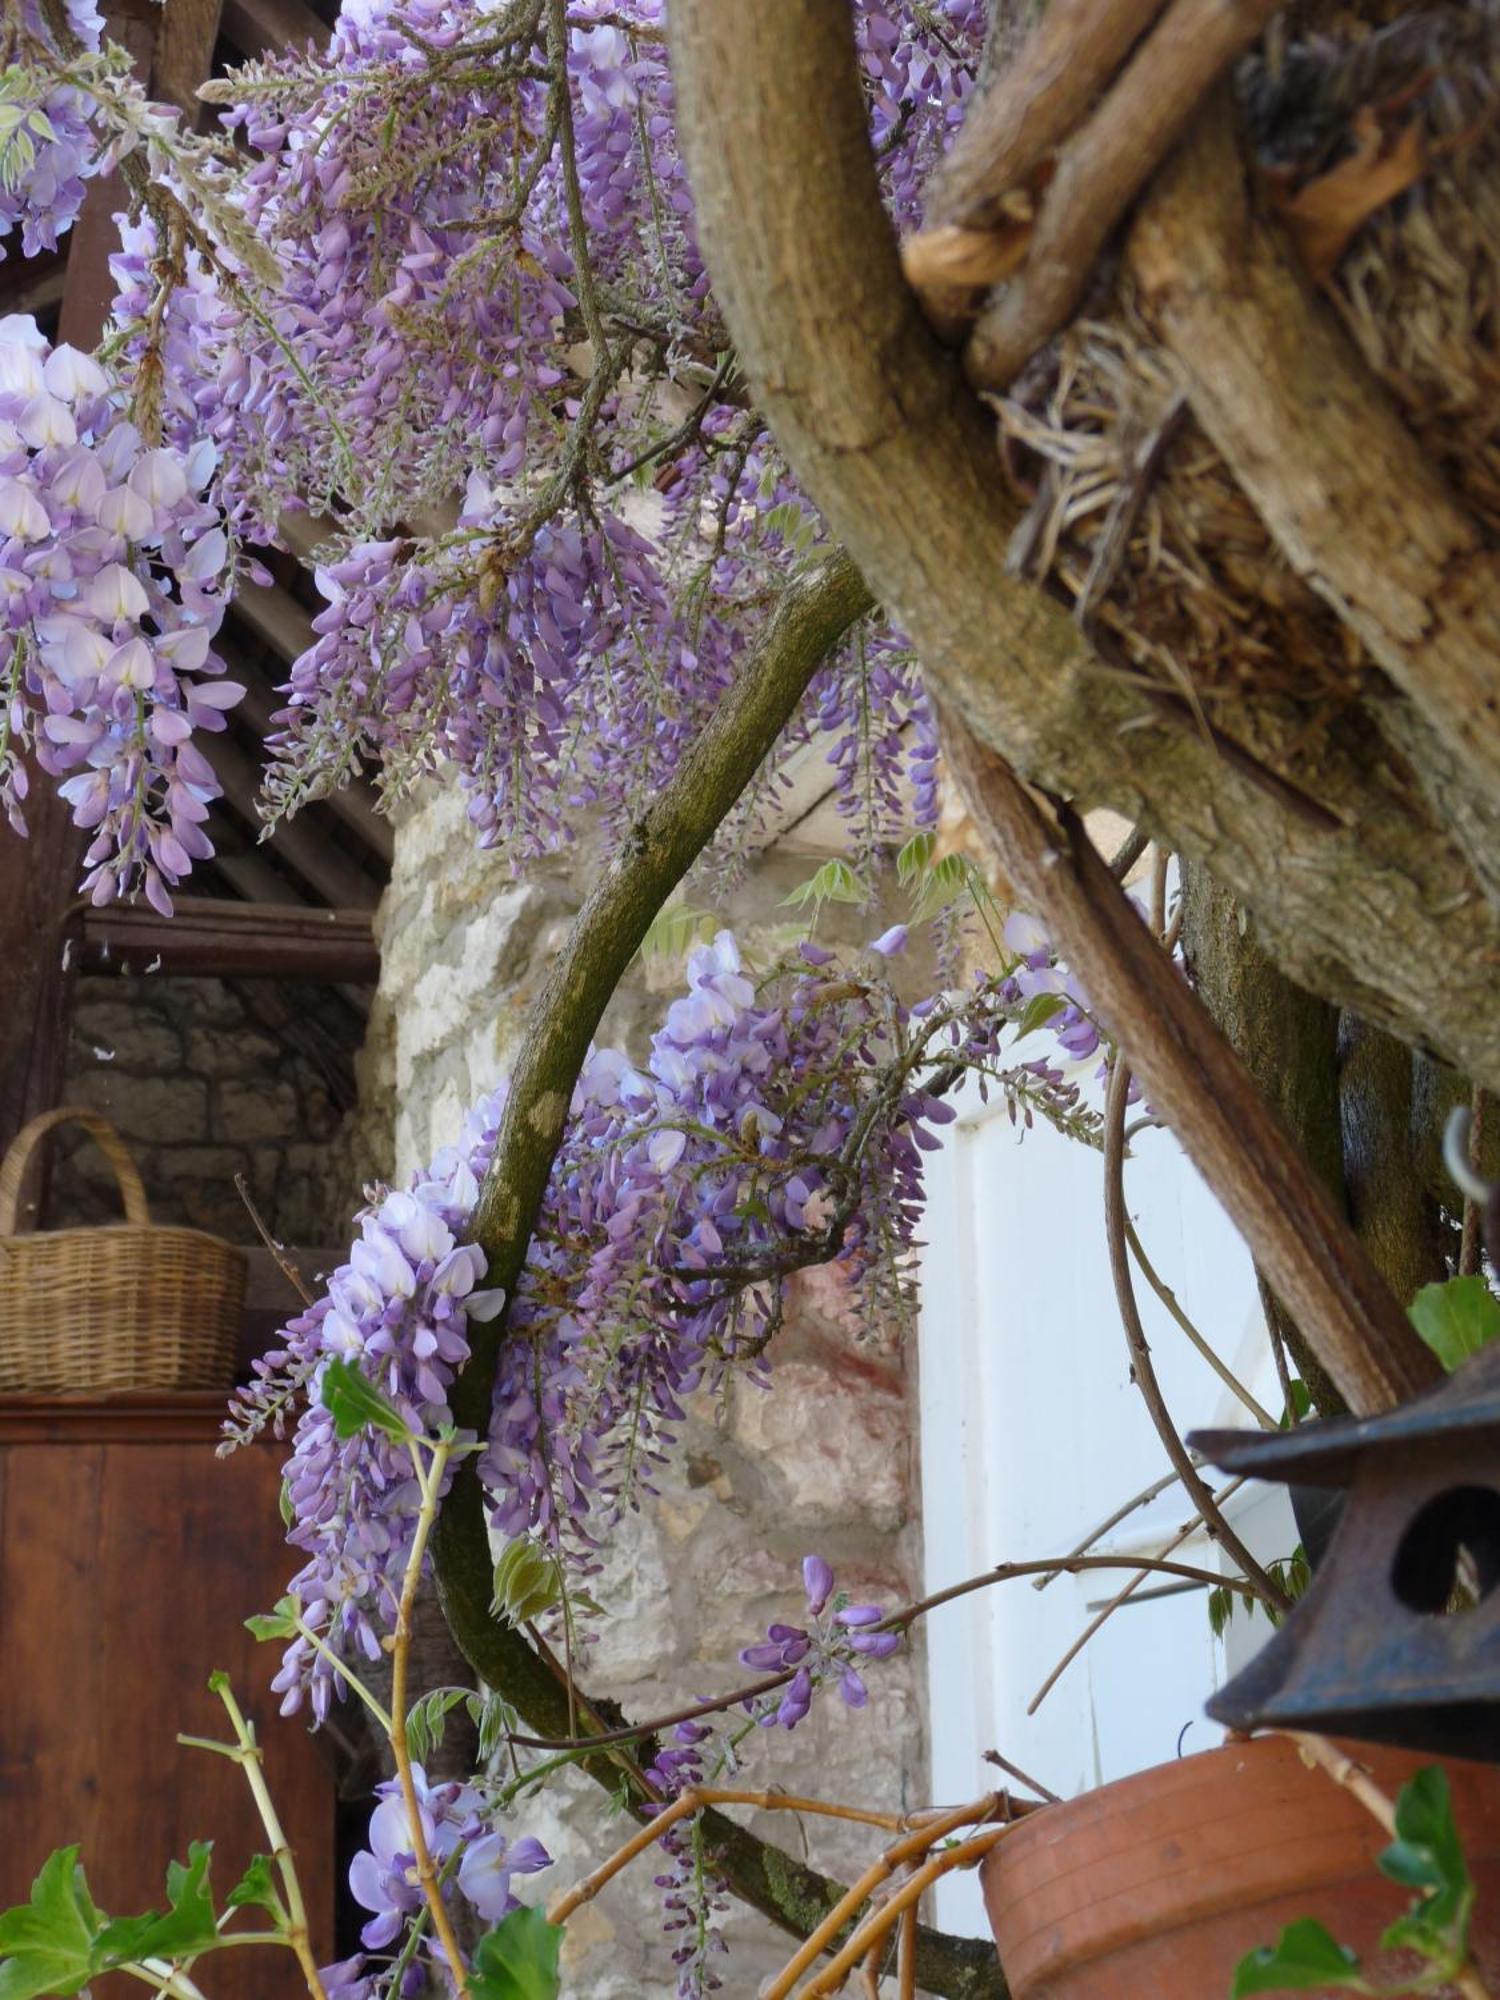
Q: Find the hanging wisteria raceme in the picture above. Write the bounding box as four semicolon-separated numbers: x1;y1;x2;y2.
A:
0;0;108;257
0;0;988;884
0;318;236;910
229;931;1084;1724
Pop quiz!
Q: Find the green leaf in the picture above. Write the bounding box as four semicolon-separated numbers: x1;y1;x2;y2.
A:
1013;991;1067;1041
1408;1277;1500;1373
225;1855;283;1922
245;1596;299;1643
1230;1918;1369;1994
321;1357;409;1441
638;902;719;966
1279;1378;1313;1427
909;851;972;924
781;858;866;911
1378;1766;1473;1936
93;1842;218;1969
406;1688;474;1769
470;1691;520;1764
895;830;936;886
471;1908;563;2000
491;1540;563;1628
0;1848;98;2000
1378;1911;1458;1968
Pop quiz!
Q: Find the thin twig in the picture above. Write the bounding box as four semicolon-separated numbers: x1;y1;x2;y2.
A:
801;1827;1009;1996
1032;1464;1186;1589
763;1797;1005;2000
234;1173;314;1307
1124;1216;1277;1428
982;1747;1060;1804
1107;824;1150;882
1104;1057;1290;1610
391;1443;471;1996
964;0;1283;389
1462;1086;1489;1277
1027;1479;1244;1714
548;1788;904;1924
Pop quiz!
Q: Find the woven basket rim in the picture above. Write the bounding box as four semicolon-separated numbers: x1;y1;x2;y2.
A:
0;1223;249;1258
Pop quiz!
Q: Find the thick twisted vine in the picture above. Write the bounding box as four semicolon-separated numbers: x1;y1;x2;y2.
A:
428;550;1008;1998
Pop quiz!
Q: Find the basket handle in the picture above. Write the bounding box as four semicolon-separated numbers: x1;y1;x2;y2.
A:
0;1108;152;1234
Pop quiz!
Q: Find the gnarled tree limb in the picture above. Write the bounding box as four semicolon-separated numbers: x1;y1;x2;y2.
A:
429;551;1008;1996
1129;108;1500;874
667;0;1500;1093
938;708;1440;1417
963;0;1282;390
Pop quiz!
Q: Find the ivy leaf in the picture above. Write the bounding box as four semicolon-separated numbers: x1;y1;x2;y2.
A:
491;1541;563;1628
93;1842;218;1969
471;1908;563;2000
0;1848;99;2000
245;1596;299;1643
321;1358;409;1442
226;1855;282;1921
1408;1277;1500;1374
1379;1766;1473;1937
1231;1918;1369;1994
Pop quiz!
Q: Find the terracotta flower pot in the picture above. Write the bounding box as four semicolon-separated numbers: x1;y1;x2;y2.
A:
980;1735;1500;1998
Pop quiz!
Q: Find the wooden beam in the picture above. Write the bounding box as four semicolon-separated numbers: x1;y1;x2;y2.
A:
221;0;329;60
202;806;308;904
204;730;380;908
232;580;317;663
155;0;225;123
79;898;378;981
217;629;394;865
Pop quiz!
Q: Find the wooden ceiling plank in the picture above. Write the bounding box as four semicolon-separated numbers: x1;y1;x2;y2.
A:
204;731;380;909
79;898;378;982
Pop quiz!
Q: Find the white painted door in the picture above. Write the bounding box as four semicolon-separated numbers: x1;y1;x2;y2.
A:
916;1075;1299;1936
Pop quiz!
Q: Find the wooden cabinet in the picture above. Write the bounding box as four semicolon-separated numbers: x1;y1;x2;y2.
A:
0;1396;336;1997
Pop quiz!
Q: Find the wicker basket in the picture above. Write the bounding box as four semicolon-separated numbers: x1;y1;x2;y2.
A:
0;1108;246;1394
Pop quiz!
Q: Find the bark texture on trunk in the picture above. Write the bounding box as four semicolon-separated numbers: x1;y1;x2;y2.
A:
667;0;1500;1091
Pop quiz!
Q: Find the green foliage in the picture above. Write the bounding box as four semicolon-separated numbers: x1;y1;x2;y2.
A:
0;1848;98;2000
638;901;720;965
780;858;867;911
1231;1917;1369;1994
0;1842;234;2000
471;1907;564;2000
405;1687;475;1768
225;1855;283;1921
1408;1276;1500;1373
1231;1766;1477;1997
244;1594;300;1642
1012;991;1067;1041
1209;1547;1310;1638
470;1689;521;1765
491;1539;564;1627
759;500;817;555
1377;1766;1473;1950
321;1356;410;1441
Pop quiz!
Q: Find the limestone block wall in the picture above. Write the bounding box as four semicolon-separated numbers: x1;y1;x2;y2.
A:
49;972;360;1247
362;783;929;1997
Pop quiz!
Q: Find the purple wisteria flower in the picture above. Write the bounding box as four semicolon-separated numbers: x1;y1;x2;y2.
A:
347;1764;550;1951
738;1556;902;1733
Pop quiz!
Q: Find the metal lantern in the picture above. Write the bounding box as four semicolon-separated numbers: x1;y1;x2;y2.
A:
1190;1339;1500;1762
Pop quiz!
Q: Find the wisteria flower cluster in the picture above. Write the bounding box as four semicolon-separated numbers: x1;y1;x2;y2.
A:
238;931;1006;1720
739;1555;902;1730
0;317;236;909
0;0;992;891
0;0;107;258
348;1764;550;1951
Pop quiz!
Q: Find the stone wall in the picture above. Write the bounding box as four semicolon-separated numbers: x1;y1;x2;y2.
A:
362;783;929;1997
47;970;362;1247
